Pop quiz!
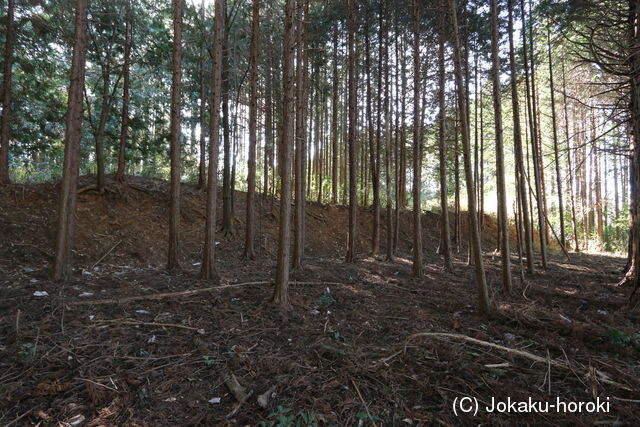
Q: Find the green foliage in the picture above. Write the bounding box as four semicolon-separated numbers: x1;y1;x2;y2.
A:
317;291;336;308
259;406;319;427
202;355;215;367
605;328;640;347
356;411;382;423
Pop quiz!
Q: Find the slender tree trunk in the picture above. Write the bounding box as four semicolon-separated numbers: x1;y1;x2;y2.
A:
293;0;308;269
454;124;461;252
0;0;15;184
521;0;547;268
331;27;339;204
399;34;407;210
449;0;491;314
345;0;358;263
438;21;453;272
490;0;513;292
167;0;183;272
94;70;111;192
364;10;379;255
411;0;423;277
115;10;131;184
560;56;579;251
201;0;224;280
197;0;207;190
52;0;89;281
547;27;566;248
273;0;295;306
507;0;534;274
221;0;234;236
264;57;273;197
244;0;260;260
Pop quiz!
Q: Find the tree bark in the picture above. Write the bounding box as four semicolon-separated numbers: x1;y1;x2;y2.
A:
0;0;14;185
273;0;295;306
345;0;358;263
490;0;513;292
411;0;423;277
293;0;308;269
437;19;453;272
221;0;234;236
244;0;260;260
331;27;339;204
167;0;183;272
201;0;224;280
521;0;547;268
449;0;491;314
507;0;534;274
52;0;89;281
364;7;379;256
197;0;207;190
115;8;132;184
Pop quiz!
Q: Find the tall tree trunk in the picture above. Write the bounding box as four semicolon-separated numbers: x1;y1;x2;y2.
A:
399;35;408;210
221;0;234;236
273;0;295;306
437;19;453;272
115;9;131;184
201;0;224;279
449;0;491;314
382;8;394;261
507;0;534;274
547;27;566;248
0;0;14;184
197;0;207;190
560;55;579;251
411;0;423;277
244;0;260;260
331;27;339;204
263;56;273;197
521;0;547;268
345;0;358;263
167;0;183;272
293;0;308;269
52;0;89;280
490;0;512;292
364;8;379;255
94;70;111;193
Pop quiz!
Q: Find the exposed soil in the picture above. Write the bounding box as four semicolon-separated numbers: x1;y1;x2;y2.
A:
1;176;639;426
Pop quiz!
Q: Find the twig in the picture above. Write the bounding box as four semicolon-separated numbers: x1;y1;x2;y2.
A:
92;240;122;269
15;309;20;337
75;377;120;393
91;319;204;333
67;281;271;306
351;379;378;427
404;332;632;391
67;281;352;306
4;409;32;427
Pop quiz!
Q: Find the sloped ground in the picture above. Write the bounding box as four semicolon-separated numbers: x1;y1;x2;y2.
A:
1;176;639;426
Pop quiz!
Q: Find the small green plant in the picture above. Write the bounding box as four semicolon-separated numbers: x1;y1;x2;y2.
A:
605;328;639;346
18;343;34;357
356;412;382;423
136;386;150;407
203;355;215;367
317;292;336;308
259;406;319;427
486;369;507;379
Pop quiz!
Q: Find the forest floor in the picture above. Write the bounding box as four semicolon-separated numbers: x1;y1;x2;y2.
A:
1;176;639;426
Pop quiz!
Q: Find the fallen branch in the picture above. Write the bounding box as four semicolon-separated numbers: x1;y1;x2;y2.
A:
92;240;122;269
67;281;350;307
91;319;204;334
67;281;271;306
404;332;632;391
351;378;378;427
